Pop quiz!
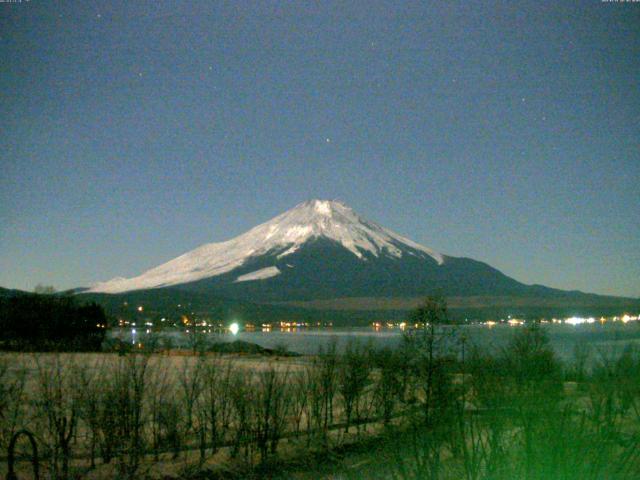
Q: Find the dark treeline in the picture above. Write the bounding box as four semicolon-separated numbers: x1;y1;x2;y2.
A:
0;293;107;351
1;296;640;479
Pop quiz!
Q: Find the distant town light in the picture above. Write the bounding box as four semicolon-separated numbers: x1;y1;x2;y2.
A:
229;322;240;335
137;306;143;312
565;316;595;325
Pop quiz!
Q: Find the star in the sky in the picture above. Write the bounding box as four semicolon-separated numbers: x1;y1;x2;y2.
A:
326;138;331;143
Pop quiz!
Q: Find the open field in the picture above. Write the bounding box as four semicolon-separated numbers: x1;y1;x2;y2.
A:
2;325;640;479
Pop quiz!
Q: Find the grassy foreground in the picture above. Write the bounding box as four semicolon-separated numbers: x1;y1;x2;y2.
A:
1;323;640;479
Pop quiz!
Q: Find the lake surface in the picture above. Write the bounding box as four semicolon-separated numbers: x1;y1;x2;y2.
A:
114;322;640;361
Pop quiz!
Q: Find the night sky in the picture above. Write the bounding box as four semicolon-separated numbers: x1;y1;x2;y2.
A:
1;1;639;297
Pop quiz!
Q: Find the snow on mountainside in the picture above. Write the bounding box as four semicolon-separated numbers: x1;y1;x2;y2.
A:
234;266;281;283
88;200;444;294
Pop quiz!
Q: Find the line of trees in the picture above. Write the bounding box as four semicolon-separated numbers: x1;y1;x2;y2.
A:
0;293;107;351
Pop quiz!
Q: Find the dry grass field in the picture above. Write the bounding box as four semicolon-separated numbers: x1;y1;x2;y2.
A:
2;325;640;480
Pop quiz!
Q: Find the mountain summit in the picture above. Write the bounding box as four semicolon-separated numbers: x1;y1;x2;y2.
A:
89;200;444;294
83;199;639;318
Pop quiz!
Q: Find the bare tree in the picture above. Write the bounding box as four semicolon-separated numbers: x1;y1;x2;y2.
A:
146;358;174;461
306;340;338;449
34;355;80;480
229;368;255;462
177;356;205;454
200;357;234;457
372;347;403;426
290;369;309;435
337;340;371;434
108;354;150;478
75;357;104;469
254;365;291;462
404;294;455;427
0;356;27;453
33;284;56;294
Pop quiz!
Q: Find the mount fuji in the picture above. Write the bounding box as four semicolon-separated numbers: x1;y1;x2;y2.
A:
83;200;638;320
89;200;445;295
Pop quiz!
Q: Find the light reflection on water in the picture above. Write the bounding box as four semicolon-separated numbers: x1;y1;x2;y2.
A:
112;322;640;360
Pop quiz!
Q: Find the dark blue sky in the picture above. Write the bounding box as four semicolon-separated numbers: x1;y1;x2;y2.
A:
1;1;639;297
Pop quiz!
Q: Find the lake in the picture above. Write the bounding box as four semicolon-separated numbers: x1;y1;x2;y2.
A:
113;322;640;361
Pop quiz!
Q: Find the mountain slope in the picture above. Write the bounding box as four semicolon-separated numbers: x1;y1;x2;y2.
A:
88;199;444;295
175;236;536;301
86;200;638;312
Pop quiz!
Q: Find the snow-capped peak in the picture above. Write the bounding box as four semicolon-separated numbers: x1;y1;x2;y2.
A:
88;199;444;293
